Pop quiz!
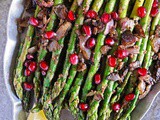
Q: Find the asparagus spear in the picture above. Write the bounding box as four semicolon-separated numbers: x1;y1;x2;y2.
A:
130;0;146;19
85;0;127;119
43;1;80;118
61;0;108;119
53;66;84;120
41;0;78;104
110;0;151;105
68;70;86;119
97;0;133;119
143;12;160;68
114;0;155;119
43;0;93;117
81;0;118;103
49;0;106;119
49;0;93;102
120;15;160;120
13;4;41;100
33;0;63;102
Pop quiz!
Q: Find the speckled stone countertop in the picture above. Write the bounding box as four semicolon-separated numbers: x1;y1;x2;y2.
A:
0;0;159;120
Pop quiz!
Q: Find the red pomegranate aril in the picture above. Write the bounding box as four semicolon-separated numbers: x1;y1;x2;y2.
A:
108;56;117;67
23;82;33;91
117;50;129;59
101;13;111;24
44;31;56;39
153;0;158;8
28;61;37;72
94;74;101;84
68;10;76;21
137;6;147;18
112;103;121;112
86;38;96;49
82;25;92;36
39;61;48;71
125;93;135;102
150;7;159;17
111;12;119;20
29;17;39;26
41;70;47;76
24;60;31;67
105;37;115;46
69;53;79;65
24;68;31;76
86;10;97;19
137;68;147;76
27;54;34;60
79;103;89;111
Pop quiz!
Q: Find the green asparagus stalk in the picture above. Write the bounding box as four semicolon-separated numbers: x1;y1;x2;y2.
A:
126;33;150;95
85;0;126;119
42;0;80;117
33;0;63;102
114;1;155;119
120;15;160;120
49;0;93;102
43;0;93;117
68;70;86;119
41;0;78;104
53;67;85;120
51;66;77;120
143;12;160;68
60;0;108;119
110;0;151;105
81;0;118;103
119;0;156;97
13;4;41;100
119;88;139;120
47;0;105;119
97;1;132;119
130;0;145;19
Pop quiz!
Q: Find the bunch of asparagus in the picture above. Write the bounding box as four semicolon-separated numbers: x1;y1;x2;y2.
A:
13;0;160;119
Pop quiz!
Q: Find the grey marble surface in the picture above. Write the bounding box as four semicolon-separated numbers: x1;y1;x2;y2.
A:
0;0;159;120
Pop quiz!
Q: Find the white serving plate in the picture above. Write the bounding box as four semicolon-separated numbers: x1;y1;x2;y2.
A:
3;0;160;120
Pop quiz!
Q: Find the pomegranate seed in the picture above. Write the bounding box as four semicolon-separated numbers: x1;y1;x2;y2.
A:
153;0;158;8
105;37;115;46
137;6;147;18
86;38;96;49
69;53;79;65
68;10;76;21
39;61;49;71
112;103;121;112
29;17;39;26
108;56;117;67
24;68;31;76
28;61;37;72
101;13;111;24
86;10;97;19
150;7;159;17
82;25;92;36
111;12;119;20
24;60;31;67
117;50;129;59
125;93;135;102
27;54;34;60
41;70;47;76
23;82;33;91
44;31;56;39
137;68;147;76
94;74;101;84
79;103;89;111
